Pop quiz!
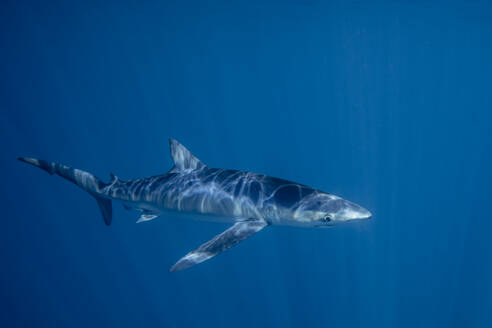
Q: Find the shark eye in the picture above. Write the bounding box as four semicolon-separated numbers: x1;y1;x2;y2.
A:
322;215;332;222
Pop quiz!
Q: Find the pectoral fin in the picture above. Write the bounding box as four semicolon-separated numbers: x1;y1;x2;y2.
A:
170;219;268;272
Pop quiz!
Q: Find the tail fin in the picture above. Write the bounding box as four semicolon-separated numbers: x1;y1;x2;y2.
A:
94;197;112;226
18;157;113;226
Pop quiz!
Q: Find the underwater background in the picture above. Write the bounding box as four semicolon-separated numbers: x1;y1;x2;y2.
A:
1;1;492;327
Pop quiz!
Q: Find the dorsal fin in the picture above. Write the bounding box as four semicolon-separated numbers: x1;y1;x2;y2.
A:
169;139;205;172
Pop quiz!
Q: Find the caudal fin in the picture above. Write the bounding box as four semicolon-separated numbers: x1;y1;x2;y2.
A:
94;196;112;226
18;157;113;226
18;157;56;174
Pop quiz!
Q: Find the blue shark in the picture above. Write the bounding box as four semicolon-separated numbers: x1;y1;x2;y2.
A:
19;139;371;271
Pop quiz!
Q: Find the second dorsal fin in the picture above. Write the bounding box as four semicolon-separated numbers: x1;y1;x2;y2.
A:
169;139;205;172
109;173;119;183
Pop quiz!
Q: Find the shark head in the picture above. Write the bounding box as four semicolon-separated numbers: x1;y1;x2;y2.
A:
316;196;372;227
292;192;371;227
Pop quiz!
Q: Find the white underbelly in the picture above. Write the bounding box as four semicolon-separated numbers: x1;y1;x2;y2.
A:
160;209;241;224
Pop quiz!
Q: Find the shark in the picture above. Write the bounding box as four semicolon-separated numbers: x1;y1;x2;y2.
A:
19;139;371;271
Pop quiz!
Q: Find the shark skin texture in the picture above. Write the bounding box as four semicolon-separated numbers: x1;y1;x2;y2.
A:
19;139;371;271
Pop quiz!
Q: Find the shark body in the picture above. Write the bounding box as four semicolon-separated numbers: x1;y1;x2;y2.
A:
19;139;371;271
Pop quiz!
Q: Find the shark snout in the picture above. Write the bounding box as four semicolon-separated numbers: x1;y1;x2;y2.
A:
356;207;372;219
340;201;372;221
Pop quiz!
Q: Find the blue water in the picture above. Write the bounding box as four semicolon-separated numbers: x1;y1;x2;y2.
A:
2;1;492;327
